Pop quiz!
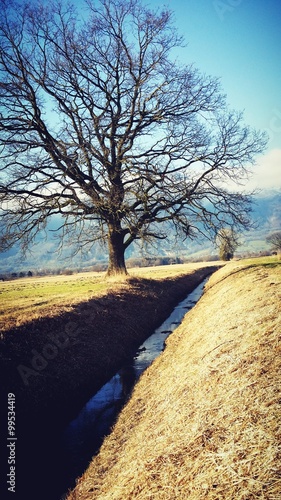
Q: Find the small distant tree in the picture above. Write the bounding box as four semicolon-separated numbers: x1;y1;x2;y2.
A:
217;228;239;261
266;231;281;256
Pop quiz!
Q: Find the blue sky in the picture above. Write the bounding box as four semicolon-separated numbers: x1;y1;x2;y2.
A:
26;0;281;190
148;0;281;190
1;0;280;269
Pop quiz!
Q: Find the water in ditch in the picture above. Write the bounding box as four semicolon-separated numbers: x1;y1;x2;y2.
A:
60;277;209;498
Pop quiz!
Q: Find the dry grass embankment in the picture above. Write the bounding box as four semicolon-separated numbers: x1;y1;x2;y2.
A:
1;262;219;428
0;262;216;333
0;262;220;500
0;271;110;332
68;257;281;500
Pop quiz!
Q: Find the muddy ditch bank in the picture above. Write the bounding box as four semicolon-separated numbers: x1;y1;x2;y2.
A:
0;266;219;500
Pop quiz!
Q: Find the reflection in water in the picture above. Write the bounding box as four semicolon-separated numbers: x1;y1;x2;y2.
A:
61;277;209;495
62;366;137;485
119;364;136;399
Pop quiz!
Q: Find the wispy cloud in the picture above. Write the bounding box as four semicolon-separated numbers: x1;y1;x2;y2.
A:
248;148;281;192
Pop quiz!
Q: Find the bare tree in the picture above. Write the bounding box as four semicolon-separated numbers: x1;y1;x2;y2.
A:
266;231;281;255
217;228;239;261
0;0;267;275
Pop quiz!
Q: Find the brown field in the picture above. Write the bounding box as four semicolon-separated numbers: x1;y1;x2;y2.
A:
67;257;281;499
0;261;218;333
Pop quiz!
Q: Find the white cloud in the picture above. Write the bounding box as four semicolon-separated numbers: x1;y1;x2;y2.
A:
211;148;281;194
247;148;281;192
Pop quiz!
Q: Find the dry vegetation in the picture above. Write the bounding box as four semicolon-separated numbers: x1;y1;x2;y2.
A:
1;262;223;500
0;262;217;333
0;272;110;332
68;257;281;499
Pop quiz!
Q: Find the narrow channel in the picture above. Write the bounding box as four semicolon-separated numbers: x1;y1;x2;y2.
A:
59;277;209;499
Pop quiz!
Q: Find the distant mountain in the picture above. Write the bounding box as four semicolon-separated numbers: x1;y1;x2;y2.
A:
252;192;281;233
238;191;281;254
0;191;280;274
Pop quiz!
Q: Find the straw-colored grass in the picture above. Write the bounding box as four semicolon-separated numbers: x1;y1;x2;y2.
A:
68;257;281;499
0;272;115;332
0;262;218;332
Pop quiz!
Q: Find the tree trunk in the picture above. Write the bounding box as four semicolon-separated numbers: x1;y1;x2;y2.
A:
106;227;128;276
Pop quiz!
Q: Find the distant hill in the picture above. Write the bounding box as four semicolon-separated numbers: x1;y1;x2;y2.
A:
238;191;281;255
0;191;280;274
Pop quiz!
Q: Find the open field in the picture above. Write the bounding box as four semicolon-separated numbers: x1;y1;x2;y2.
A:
0;261;219;332
68;257;281;499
